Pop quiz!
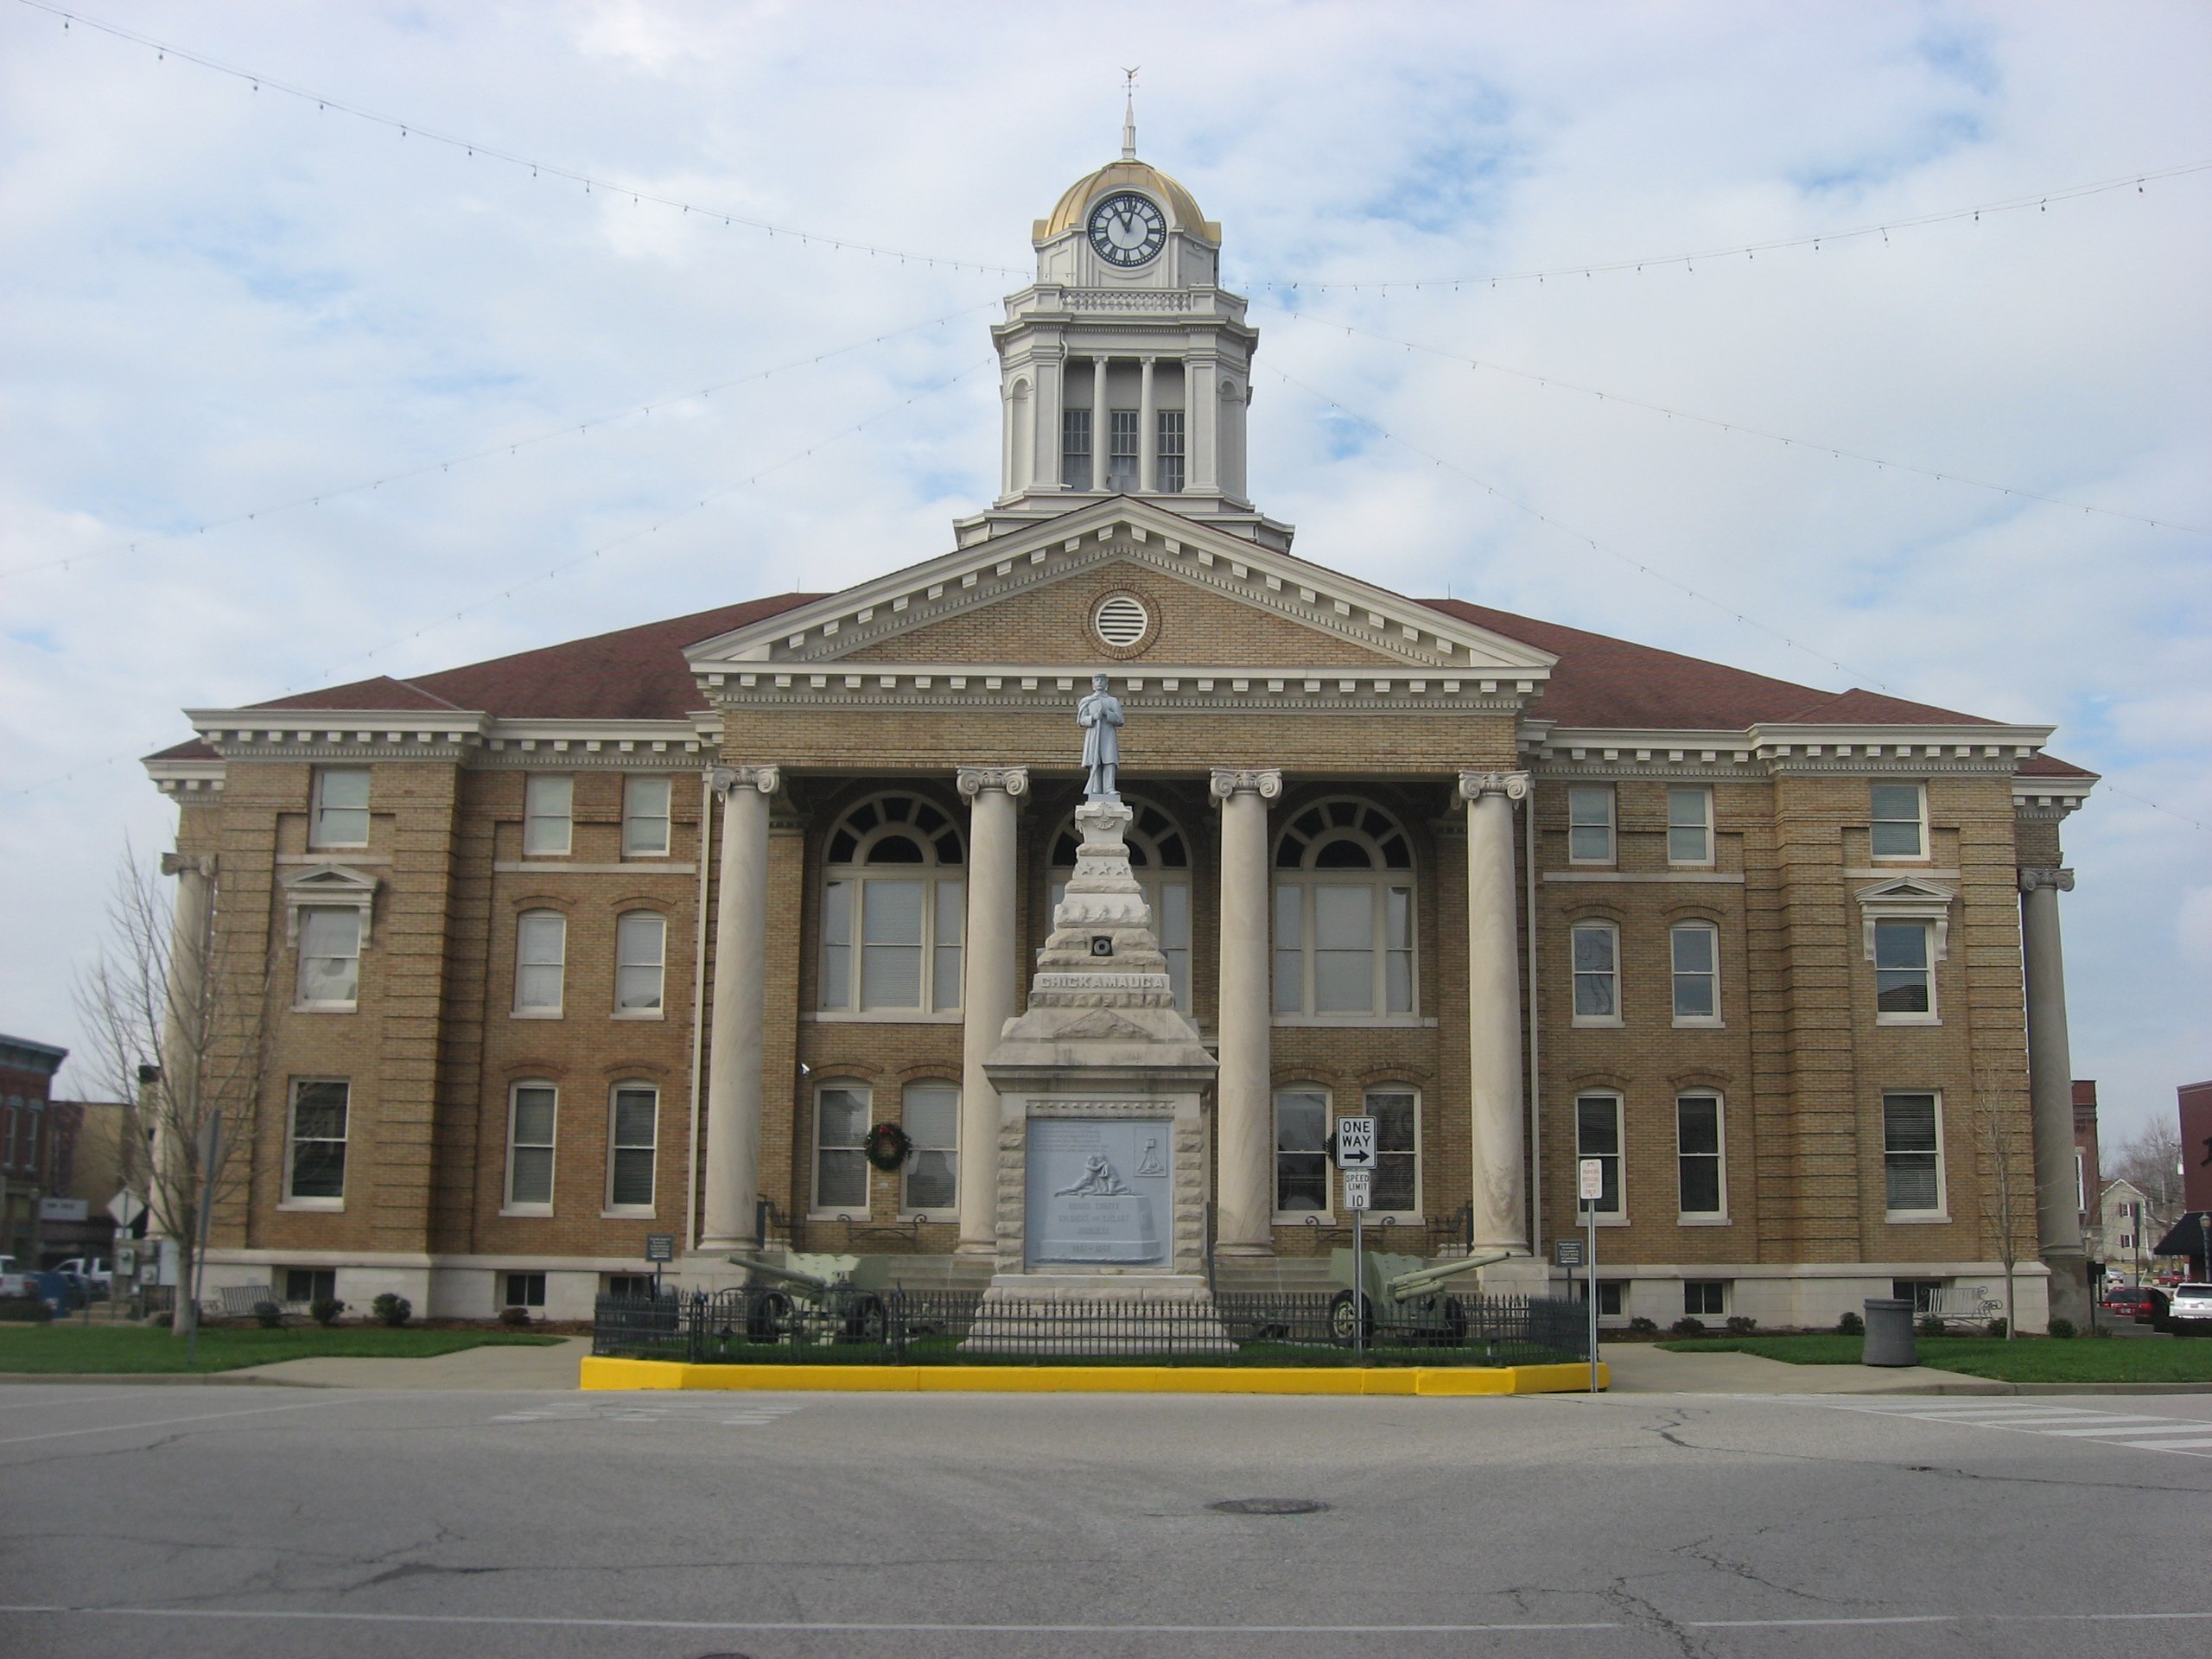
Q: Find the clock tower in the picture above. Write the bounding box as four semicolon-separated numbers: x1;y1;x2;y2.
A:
955;101;1292;550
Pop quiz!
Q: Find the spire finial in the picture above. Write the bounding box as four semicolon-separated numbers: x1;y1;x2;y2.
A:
1121;67;1140;160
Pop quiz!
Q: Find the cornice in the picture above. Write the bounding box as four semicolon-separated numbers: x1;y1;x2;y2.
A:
145;756;226;797
701;665;1529;715
1522;721;2072;784
176;709;705;770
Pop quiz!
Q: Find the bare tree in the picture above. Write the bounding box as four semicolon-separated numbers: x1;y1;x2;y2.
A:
72;845;271;1340
2107;1120;2185;1235
1972;1065;2036;1339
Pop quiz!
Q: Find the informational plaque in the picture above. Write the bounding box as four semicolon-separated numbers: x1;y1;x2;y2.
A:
1026;1116;1173;1267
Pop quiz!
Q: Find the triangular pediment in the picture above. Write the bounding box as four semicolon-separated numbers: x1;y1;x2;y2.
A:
1852;875;1956;907
685;498;1555;680
280;864;379;898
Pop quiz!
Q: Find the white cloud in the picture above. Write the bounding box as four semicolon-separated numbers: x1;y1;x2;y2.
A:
2;0;2208;1135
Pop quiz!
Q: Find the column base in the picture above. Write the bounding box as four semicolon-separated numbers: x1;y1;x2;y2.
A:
1211;1242;1276;1260
2040;1248;2094;1329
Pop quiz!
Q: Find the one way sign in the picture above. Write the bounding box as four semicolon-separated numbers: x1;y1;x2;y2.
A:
1334;1116;1377;1171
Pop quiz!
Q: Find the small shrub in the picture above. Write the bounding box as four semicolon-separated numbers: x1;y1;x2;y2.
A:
1628;1316;1659;1337
147;1310;173;1329
1725;1315;1758;1336
1837;1310;1864;1336
309;1297;345;1327
1916;1315;1947;1338
2047;1316;2076;1340
1669;1316;1708;1338
0;1295;54;1324
1985;1316;2007;1339
370;1293;411;1328
252;1300;283;1329
497;1305;532;1328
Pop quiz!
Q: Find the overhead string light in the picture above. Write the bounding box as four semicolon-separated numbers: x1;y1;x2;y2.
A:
1265;304;2207;536
17;0;1026;276
1240;159;2211;295
1;299;1000;582
1262;362;1891;691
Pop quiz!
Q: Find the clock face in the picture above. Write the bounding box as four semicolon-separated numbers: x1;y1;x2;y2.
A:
1087;192;1167;267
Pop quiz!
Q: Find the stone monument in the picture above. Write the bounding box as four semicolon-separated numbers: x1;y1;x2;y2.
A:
963;678;1227;1353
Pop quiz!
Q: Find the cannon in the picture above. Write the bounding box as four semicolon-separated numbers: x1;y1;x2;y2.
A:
1325;1247;1516;1348
722;1252;896;1348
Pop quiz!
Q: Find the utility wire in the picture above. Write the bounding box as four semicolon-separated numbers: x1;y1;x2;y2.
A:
15;0;1026;276
2;299;1001;582
1264;302;2208;535
1242;160;2212;294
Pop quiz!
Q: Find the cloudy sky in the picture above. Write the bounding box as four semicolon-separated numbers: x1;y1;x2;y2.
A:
2;1;2205;1141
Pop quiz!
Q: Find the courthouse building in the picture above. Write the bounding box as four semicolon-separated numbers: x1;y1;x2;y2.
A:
149;129;2101;1330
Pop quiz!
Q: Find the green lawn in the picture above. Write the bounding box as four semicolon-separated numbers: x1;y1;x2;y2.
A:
0;1323;564;1375
1656;1332;2212;1383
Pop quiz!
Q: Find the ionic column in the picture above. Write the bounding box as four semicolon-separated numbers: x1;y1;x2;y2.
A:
1138;357;1157;493
1211;767;1281;1254
2021;866;2088;1319
700;766;778;1249
1090;357;1109;493
957;766;1028;1253
1459;772;1531;1253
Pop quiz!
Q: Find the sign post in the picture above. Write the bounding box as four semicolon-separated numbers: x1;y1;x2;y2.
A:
1335;1118;1377;1364
645;1232;676;1297
1578;1157;1605;1394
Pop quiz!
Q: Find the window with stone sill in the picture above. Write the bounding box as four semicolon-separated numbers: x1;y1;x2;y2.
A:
900;1082;959;1216
1570;921;1621;1025
513;911;566;1016
1873;918;1937;1023
295;906;360;1009
813;1082;872;1214
310;767;370;849
1883;1091;1946;1217
820;794;964;1015
606;1084;658;1213
1669;922;1722;1027
1273;1086;1331;1217
1870;783;1928;861
624;775;673;857
505;1083;557;1213
1567;786;1614;864
1676;1094;1726;1219
284;1078;348;1206
524;774;574;856
1271;799;1415;1021
1667;787;1713;865
1575;1093;1624;1217
1364;1087;1421;1217
613;912;666;1017
1050;799;1192;1012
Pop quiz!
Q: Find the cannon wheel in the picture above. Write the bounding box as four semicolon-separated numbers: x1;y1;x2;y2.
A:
1328;1289;1373;1349
746;1290;794;1344
1440;1294;1469;1347
842;1292;887;1344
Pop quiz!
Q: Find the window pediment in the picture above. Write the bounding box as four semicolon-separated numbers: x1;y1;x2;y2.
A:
1853;875;1955;963
279;864;378;948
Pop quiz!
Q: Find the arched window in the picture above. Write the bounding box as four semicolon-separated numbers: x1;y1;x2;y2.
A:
1049;798;1192;1010
1272;798;1415;1019
820;794;964;1014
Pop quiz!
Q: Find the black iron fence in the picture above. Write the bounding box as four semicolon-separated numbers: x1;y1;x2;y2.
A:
594;1286;1587;1368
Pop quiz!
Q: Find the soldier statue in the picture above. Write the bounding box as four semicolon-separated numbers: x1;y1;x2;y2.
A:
1077;671;1124;801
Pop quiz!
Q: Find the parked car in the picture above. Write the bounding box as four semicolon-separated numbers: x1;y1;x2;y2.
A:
0;1255;29;1300
2170;1282;2212;1332
54;1257;111;1299
2105;1284;2168;1323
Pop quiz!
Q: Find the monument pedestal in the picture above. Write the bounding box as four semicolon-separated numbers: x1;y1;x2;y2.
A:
965;798;1227;1356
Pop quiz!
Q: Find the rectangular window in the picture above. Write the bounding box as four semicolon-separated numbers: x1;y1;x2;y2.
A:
901;1082;959;1214
607;1085;658;1211
284;1268;337;1303
624;775;672;856
1367;1089;1420;1214
1108;408;1140;491
814;1084;871;1212
820;880;852;1010
1873;919;1935;1020
932;882;963;1014
1567;787;1614;863
1670;923;1720;1024
504;1272;547;1309
1893;1277;1944;1313
1677;1094;1725;1217
1575;1094;1623;1216
1154;879;1192;1012
1685;1280;1726;1317
1871;784;1926;860
606;1274;657;1300
1312;885;1375;1014
311;768;370;849
1155;410;1185;492
1667;787;1713;865
515;912;566;1014
1573;1279;1624;1317
1384;887;1414;1014
1571;922;1619;1022
523;774;573;856
286;1079;348;1205
1061;408;1092;489
614;912;667;1015
860;879;925;1009
296;907;361;1007
1272;885;1304;1014
3;1104;15;1171
505;1084;557;1211
1274;1088;1330;1214
1883;1092;1945;1216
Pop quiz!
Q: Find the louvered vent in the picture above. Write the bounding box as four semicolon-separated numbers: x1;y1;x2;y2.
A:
1095;593;1150;649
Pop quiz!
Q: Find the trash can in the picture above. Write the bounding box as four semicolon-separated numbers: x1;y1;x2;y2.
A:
1861;1298;1917;1367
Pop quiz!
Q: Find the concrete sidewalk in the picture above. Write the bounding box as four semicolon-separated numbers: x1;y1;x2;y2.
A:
1599;1341;2004;1395
227;1335;591;1390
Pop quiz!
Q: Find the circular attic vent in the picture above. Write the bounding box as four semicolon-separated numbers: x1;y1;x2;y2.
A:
1094;592;1151;651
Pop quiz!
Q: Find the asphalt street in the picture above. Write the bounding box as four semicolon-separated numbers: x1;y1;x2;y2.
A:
1;1382;2207;1659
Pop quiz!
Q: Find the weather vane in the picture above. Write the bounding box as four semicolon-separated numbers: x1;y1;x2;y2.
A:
1121;67;1141;160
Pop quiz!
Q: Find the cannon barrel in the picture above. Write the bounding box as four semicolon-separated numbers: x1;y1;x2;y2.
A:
1382;1249;1515;1304
726;1253;835;1294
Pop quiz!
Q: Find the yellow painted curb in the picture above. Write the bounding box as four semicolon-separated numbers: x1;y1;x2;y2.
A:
578;1356;1609;1395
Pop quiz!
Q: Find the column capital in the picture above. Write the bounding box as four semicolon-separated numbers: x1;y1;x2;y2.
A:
957;765;1030;800
1458;769;1530;804
1210;767;1282;802
708;765;779;799
159;852;217;878
2018;866;2075;895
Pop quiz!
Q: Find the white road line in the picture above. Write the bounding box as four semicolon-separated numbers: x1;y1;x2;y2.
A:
2113;1437;2212;1451
0;1389;175;1413
2037;1420;2189;1434
0;1395;359;1447
1787;1396;2212;1459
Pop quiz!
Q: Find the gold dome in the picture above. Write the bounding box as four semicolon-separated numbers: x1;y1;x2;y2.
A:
1036;159;1219;246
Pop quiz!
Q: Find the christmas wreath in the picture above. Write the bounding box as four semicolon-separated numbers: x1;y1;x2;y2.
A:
863;1122;912;1173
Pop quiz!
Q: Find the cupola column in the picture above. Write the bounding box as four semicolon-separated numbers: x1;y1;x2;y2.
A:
1090;358;1110;493
1138;357;1158;493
